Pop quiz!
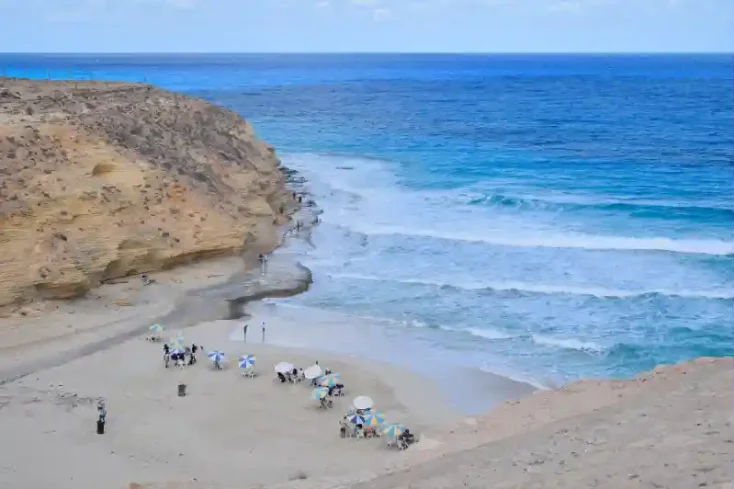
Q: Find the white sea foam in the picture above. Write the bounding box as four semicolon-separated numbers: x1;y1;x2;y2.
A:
530;334;606;354
331;224;733;256
326;272;734;299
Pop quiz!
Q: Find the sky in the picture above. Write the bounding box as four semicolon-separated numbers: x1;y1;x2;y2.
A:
0;0;732;53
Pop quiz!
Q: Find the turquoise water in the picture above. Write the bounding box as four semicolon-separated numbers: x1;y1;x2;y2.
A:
4;54;732;387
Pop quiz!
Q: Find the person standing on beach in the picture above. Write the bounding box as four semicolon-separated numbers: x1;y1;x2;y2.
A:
258;253;264;275
261;322;266;343
163;343;170;368
262;254;269;275
243;323;248;342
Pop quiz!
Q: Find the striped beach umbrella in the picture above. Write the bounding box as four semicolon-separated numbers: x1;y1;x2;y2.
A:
382;423;406;438
319;374;341;388
169;348;185;357
239;355;256;369
208;351;225;363
364;410;386;427
149;323;165;334
310;387;329;401
347;414;366;425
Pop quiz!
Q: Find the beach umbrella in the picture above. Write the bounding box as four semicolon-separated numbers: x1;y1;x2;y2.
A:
347;414;366;425
274;362;295;374
353;395;373;410
310;387;329;401
208;351;225;363
169;348;185;356
149;323;165;334
168;338;183;350
364;410;386;427
319;374;341;388
239;355;256;369
304;364;322;380
382;423;406;438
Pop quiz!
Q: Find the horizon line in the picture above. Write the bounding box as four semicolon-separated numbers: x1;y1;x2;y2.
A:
0;51;732;56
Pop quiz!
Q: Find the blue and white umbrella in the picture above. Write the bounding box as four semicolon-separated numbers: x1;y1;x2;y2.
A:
239;355;256;369
208;351;225;363
347;414;366;425
169;348;185;356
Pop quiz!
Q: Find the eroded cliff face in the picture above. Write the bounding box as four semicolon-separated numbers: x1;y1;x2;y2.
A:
0;79;295;310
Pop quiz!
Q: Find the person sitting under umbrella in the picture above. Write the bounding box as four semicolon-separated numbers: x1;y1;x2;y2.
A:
398;429;416;449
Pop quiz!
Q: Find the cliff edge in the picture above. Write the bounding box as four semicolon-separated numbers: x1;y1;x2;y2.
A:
0;78;296;312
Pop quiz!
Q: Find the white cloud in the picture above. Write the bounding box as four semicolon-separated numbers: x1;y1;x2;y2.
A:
373;7;393;20
315;0;331;7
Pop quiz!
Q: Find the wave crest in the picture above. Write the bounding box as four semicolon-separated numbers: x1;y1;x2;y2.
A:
326;272;734;300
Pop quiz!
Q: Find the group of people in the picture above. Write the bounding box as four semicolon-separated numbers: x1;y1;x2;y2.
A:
163;343;200;368
276;368;302;384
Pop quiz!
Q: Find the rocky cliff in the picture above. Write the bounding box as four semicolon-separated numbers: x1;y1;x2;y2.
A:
0;78;296;311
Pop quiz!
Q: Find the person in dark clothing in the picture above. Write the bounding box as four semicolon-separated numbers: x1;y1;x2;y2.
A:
97;400;107;423
277;372;287;383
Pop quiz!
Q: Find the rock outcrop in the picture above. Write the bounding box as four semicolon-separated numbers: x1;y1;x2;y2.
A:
0;78;296;310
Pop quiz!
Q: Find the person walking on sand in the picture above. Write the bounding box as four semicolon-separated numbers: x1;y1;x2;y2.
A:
243;323;249;342
261;322;266;343
163;343;170;368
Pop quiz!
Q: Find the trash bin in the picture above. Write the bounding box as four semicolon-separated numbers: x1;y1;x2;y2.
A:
178;383;187;397
97;420;105;435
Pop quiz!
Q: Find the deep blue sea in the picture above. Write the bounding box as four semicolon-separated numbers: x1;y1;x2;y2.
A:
3;54;733;388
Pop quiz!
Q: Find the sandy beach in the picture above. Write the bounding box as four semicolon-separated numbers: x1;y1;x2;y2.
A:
0;315;459;489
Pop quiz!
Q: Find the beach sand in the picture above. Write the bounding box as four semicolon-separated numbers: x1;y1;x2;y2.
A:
0;316;459;489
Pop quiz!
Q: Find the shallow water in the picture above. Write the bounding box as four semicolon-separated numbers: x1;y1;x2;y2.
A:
6;53;733;388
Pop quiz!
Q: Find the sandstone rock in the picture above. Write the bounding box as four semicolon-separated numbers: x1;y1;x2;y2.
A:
0;78;296;308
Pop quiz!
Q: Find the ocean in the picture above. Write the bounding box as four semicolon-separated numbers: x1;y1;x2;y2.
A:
4;53;733;390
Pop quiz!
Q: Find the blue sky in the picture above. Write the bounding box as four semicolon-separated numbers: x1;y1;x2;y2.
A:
0;0;732;53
